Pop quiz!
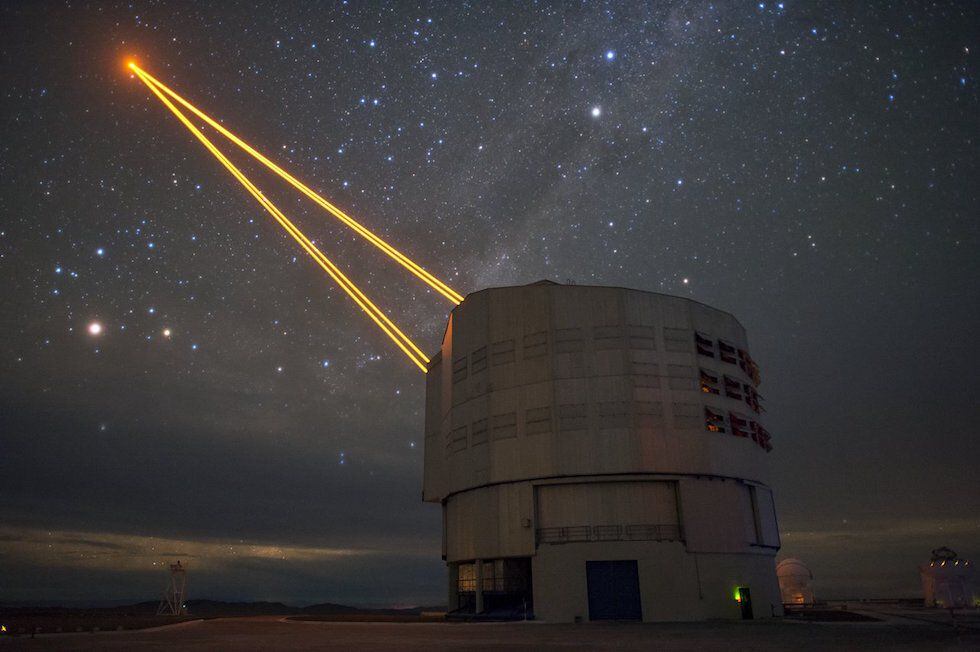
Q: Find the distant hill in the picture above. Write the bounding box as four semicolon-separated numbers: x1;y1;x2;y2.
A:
0;599;445;618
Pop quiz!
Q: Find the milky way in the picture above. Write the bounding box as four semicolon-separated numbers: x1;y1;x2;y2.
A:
0;2;976;605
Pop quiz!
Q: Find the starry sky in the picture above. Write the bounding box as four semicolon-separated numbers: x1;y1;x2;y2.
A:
1;1;977;606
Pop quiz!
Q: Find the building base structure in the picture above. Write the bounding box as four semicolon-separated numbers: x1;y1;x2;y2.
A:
424;282;782;622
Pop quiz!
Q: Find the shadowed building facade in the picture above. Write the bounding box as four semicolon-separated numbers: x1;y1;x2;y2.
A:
423;282;781;622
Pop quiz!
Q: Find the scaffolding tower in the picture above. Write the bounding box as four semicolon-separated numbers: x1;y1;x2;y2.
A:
157;561;188;615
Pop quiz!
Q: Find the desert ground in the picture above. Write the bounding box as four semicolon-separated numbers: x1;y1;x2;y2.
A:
3;609;978;652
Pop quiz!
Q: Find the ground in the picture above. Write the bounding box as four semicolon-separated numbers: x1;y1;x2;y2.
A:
2;613;978;651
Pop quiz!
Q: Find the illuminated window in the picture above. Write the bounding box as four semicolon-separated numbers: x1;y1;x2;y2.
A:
737;348;750;372
744;384;762;413
718;340;737;364
751;422;773;451
729;412;749;438
738;348;761;384
724;375;743;400
471;345;488;374
704;407;726;432
700;368;720;395
457;563;476;592
695;331;715;357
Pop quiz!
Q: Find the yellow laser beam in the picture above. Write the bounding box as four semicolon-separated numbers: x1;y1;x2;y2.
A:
132;67;429;372
136;78;429;370
130;64;464;306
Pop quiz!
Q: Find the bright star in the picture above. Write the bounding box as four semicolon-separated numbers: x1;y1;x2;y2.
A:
605;50;616;60
88;322;103;336
96;248;105;256
591;106;602;118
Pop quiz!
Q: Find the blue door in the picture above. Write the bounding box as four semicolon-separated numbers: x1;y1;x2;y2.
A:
586;560;642;621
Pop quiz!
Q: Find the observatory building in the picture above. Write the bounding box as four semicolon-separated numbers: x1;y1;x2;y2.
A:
920;547;977;609
423;282;781;622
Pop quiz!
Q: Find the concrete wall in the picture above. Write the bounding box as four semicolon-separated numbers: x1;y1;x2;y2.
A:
442;473;781;620
424;282;772;505
445;483;534;561
533;542;781;622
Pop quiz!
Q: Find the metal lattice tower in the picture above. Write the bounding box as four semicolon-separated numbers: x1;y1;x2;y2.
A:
157;560;187;615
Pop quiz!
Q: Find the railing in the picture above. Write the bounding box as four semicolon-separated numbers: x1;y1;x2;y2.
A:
536;523;681;545
536;526;591;544
624;524;681;541
594;525;623;541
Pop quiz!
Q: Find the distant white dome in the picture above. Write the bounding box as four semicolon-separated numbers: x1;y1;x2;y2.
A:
777;558;814;604
777;558;812;579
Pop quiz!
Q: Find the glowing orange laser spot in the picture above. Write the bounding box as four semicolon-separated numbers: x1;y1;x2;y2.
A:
133;68;428;372
131;65;463;306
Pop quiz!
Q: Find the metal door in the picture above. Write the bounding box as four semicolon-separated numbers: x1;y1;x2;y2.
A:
738;586;753;620
586;560;642;621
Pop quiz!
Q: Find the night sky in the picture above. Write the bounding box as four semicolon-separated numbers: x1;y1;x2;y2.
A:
1;1;977;606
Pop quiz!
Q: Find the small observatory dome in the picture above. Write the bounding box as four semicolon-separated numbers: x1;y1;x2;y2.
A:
776;558;814;605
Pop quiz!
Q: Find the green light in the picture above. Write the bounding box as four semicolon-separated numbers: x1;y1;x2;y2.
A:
733;587;742;602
